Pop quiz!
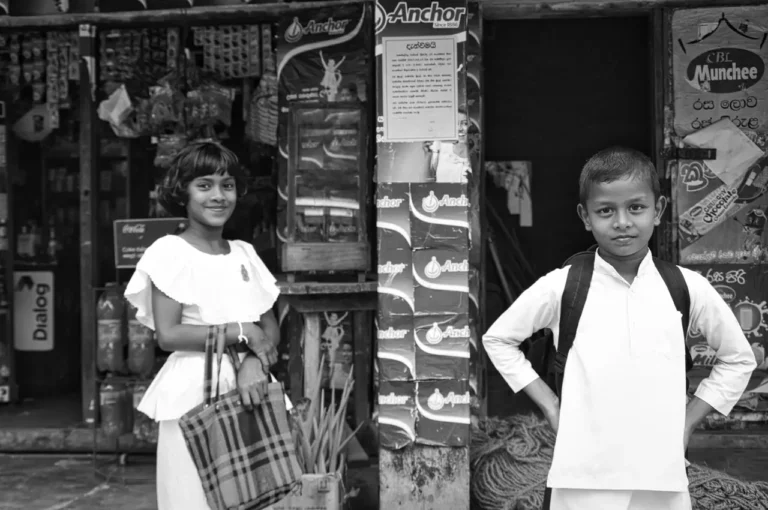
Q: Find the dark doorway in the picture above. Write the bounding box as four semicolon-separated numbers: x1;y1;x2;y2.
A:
482;16;653;417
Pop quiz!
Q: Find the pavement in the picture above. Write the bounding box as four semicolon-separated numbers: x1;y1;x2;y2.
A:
0;454;156;510
0;454;379;510
1;448;767;510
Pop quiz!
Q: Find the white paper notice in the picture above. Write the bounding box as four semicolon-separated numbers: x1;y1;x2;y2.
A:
382;36;458;142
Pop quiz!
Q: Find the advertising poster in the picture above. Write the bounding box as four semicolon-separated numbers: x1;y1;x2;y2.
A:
415;379;470;446
277;5;370;106
375;0;471;447
375;0;469;183
14;271;55;352
414;314;470;380
684;264;768;372
675;152;768;265
276;5;371;246
378;380;417;450
412;246;470;315
673;6;768;138
409;182;469;250
377;314;415;381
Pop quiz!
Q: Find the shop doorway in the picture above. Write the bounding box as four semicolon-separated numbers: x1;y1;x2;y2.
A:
482;16;653;416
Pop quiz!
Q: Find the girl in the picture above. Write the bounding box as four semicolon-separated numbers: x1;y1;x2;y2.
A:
124;141;281;510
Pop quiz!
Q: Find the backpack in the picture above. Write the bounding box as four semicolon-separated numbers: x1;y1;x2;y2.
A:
533;246;694;398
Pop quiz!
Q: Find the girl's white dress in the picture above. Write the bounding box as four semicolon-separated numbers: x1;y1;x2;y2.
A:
124;235;280;510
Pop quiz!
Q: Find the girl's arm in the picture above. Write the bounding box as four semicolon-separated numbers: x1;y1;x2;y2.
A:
258;309;280;347
244;309;280;368
151;283;259;352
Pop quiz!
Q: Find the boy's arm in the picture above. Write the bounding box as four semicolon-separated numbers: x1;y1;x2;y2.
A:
683;270;757;434
482;270;564;419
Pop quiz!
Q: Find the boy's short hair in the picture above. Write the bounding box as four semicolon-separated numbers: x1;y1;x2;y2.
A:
157;141;247;217
579;147;660;204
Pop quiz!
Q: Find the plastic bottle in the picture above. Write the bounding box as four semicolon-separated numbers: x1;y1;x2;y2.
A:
96;283;125;373
126;300;155;377
100;379;130;438
132;382;157;443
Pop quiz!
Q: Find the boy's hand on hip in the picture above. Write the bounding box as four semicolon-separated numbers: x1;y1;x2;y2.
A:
683;424;694;451
544;400;561;433
522;377;561;433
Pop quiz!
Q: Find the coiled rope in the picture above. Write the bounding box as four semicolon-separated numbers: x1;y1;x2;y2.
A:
470;414;768;510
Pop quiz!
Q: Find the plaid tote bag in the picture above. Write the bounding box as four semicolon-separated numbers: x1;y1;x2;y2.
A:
179;325;302;510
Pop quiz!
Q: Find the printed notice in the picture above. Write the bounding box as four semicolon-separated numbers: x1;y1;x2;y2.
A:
383;36;458;142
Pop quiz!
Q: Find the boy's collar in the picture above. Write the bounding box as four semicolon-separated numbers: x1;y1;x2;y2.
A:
594;248;654;280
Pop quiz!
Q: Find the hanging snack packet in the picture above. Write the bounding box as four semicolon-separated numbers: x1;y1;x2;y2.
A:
154;133;188;168
148;83;183;134
201;83;235;128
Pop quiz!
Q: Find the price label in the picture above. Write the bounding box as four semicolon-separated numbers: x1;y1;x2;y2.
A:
0;385;9;403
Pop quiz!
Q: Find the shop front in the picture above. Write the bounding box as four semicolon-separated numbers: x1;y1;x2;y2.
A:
0;3;382;475
0;0;767;508
480;5;768;431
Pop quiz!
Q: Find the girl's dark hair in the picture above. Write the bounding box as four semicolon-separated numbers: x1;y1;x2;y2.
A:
157;141;247;218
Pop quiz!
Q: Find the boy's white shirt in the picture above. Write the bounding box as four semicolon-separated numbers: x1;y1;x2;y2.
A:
483;250;756;492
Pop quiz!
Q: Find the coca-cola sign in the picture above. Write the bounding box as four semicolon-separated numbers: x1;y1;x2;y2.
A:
113;218;188;269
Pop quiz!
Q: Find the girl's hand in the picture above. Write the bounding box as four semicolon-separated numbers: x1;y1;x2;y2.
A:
242;322;278;370
237;356;268;410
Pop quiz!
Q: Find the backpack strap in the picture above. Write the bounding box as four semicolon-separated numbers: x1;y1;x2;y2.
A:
652;257;694;373
554;252;595;397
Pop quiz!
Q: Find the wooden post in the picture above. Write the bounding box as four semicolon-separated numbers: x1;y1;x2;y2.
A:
376;0;471;506
79;23;99;425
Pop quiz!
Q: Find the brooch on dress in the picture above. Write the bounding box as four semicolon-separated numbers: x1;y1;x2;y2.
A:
241;264;250;282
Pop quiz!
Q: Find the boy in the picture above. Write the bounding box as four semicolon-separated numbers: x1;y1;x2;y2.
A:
483;147;757;510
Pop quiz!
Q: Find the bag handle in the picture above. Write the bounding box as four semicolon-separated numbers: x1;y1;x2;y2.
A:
203;325;217;407
206;324;289;406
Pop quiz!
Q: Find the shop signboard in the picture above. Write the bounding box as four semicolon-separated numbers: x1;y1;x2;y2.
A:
13;271;54;352
113;218;187;269
673;6;768;138
685;264;768;370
